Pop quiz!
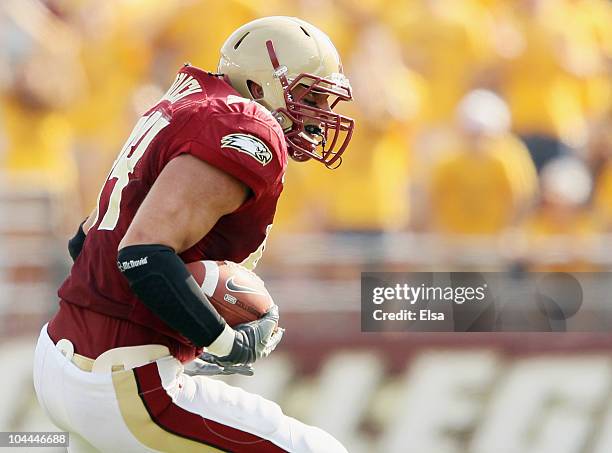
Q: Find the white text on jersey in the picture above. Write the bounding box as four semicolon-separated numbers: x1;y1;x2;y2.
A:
160;73;202;103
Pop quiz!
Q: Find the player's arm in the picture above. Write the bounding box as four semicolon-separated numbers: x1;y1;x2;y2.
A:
83;208;97;233
67;207;98;261
117;154;279;364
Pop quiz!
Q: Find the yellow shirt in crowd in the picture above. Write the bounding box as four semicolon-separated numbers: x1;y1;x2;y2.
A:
1;96;76;191
427;133;536;235
499;0;611;143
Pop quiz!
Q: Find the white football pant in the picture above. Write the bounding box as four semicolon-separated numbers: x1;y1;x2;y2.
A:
33;324;347;453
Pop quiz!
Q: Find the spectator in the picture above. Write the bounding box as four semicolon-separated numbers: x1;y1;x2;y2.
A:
424;89;537;235
522;155;600;271
493;0;610;168
589;112;612;229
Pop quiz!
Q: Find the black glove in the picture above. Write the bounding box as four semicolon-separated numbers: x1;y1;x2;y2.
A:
68;220;87;261
210;305;284;366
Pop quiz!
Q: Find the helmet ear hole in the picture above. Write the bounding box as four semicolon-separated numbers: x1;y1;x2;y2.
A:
246;80;264;100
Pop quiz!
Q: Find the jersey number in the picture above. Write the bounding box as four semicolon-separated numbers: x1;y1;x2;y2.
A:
95;111;170;230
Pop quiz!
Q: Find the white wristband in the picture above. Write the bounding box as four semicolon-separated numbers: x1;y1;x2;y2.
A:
206;324;235;357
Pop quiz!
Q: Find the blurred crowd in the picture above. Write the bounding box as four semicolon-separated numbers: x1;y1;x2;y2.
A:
0;0;611;268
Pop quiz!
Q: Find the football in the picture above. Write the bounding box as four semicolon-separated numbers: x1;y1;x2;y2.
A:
186;260;274;327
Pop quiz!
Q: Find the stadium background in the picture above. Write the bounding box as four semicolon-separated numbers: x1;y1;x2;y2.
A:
1;0;611;451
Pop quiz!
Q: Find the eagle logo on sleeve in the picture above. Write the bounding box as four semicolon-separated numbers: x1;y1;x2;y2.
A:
221;134;273;166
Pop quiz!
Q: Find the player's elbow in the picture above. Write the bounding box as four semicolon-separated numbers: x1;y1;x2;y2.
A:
118;228;179;252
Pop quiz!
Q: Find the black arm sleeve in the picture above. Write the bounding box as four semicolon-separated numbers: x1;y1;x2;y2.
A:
117;244;226;347
68;221;86;261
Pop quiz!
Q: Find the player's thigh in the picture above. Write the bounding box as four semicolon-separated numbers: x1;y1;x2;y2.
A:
176;375;347;453
184;375;284;436
120;359;348;452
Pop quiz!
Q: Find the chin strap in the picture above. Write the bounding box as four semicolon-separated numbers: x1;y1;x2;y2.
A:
304;125;326;147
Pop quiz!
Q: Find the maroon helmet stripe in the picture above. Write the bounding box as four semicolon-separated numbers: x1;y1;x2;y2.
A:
266;40;290;90
133;363;287;452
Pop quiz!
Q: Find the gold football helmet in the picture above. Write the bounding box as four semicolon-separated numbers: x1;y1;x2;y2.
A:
218;16;355;168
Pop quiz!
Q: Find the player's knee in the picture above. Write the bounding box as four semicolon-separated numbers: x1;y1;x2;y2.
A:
243;391;284;436
200;378;284;436
287;417;348;453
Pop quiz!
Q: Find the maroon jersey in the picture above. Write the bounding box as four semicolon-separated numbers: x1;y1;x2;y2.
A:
51;66;287;362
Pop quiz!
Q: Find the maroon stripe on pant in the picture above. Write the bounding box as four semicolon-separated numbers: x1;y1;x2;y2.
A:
133;362;288;452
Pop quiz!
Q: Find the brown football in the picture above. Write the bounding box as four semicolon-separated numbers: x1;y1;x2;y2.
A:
185;260;273;327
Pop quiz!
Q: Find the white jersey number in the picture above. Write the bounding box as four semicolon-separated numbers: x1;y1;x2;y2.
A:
94;111;170;230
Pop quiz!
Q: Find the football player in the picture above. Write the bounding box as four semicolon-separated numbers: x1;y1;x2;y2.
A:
33;17;354;453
